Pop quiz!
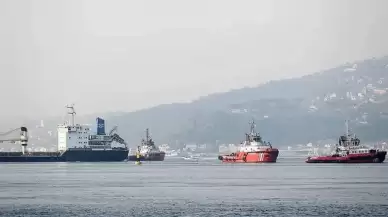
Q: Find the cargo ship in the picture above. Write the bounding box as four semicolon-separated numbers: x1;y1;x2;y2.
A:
218;120;279;163
0;105;129;162
128;128;165;161
306;120;386;163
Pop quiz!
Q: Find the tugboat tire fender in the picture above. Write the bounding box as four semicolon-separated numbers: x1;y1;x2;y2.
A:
242;153;247;162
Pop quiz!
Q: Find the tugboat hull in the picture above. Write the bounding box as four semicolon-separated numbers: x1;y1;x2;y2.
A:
306;151;387;163
219;149;279;163
128;152;165;161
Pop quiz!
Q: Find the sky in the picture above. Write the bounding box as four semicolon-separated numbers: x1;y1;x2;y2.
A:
1;0;388;121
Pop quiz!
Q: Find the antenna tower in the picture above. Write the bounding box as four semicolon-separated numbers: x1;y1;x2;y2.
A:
66;104;76;126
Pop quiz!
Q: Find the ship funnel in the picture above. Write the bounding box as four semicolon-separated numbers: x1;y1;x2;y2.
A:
96;117;106;135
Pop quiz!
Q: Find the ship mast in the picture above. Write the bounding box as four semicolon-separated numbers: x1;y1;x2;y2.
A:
144;128;155;147
66;104;76;126
146;128;150;143
246;119;259;142
346;119;353;146
249;119;256;135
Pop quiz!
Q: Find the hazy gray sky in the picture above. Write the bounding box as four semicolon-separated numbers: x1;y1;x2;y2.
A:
1;0;388;119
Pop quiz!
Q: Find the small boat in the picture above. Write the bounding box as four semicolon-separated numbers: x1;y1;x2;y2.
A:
182;155;200;161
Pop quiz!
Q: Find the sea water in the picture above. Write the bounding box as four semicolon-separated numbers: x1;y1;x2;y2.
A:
0;157;387;216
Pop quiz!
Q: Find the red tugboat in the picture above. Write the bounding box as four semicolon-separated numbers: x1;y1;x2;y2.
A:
306;120;387;163
218;120;279;163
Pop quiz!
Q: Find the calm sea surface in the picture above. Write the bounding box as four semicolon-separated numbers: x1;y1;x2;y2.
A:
0;157;387;217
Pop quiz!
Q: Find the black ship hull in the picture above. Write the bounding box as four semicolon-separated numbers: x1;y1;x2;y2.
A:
61;148;129;162
0;155;62;162
128;152;165;161
0;148;129;162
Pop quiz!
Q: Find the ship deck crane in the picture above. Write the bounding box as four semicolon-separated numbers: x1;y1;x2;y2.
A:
108;126;128;149
0;127;28;154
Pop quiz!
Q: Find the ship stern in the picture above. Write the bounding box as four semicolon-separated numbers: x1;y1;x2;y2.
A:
376;151;387;163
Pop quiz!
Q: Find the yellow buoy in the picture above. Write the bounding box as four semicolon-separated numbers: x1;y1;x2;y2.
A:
135;146;142;165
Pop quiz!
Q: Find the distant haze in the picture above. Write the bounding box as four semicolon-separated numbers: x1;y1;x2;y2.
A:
1;0;388;120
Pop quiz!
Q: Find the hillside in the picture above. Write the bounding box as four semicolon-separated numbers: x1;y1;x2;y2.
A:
108;55;388;147
6;56;388;149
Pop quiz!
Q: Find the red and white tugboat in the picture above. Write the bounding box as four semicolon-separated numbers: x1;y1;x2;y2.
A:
306;120;387;163
218;120;279;163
